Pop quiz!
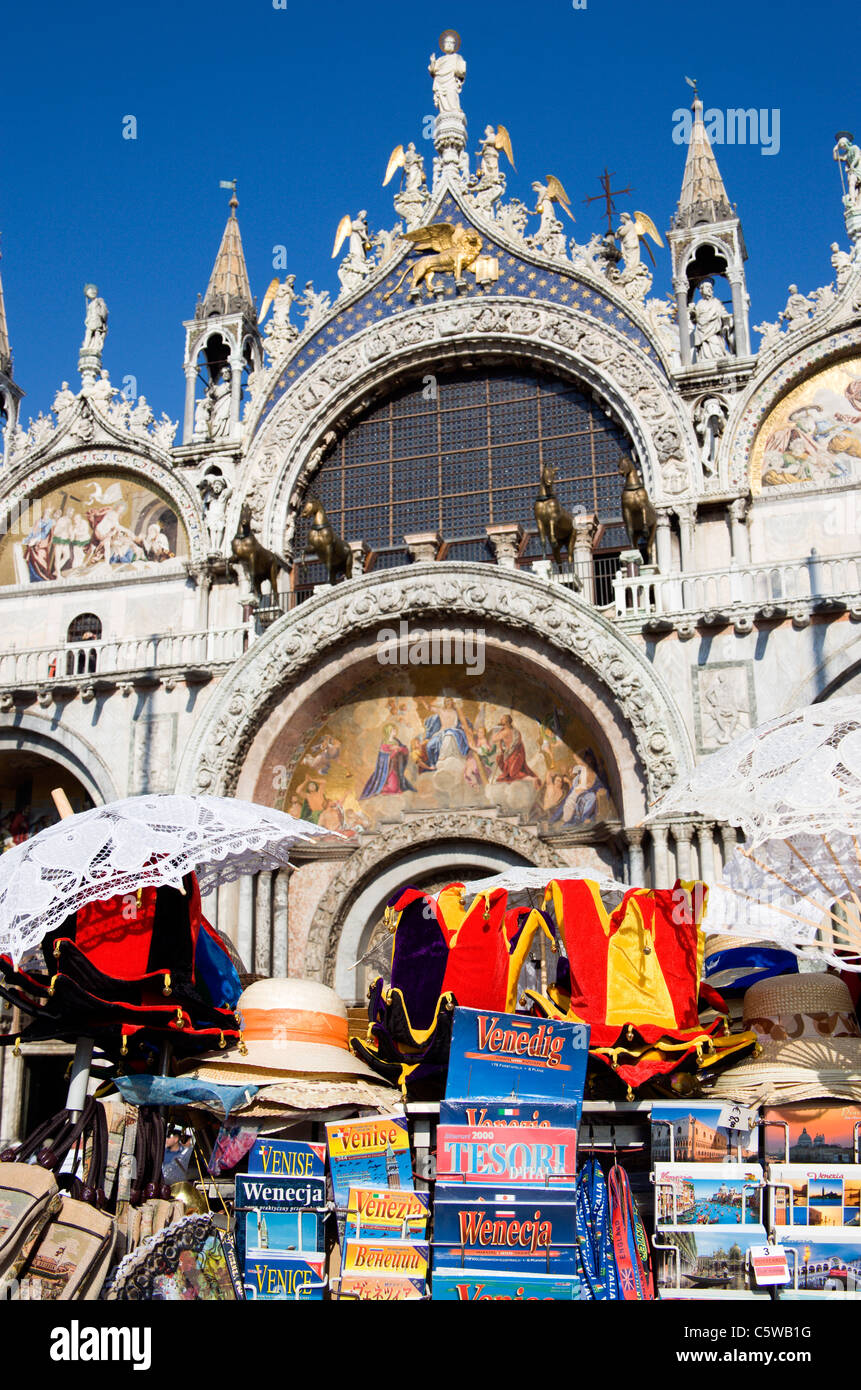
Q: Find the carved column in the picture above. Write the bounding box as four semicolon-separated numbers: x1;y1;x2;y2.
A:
273;869;290;977
697;823;717;884
729;498;751;566
728;271;751;357
183;365;197;445
404;531;443;563
655;507;673;575
349;539;370;576
626;826;647;886
650;823;671;889
676;504;697;573
0;1047;25;1144
255;871;273;976
673;822;694;881
187;564;213;631
675;278;693;368
485;522;525;570
572;512;600;603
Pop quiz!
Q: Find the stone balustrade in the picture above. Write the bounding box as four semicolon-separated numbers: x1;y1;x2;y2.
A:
0;624;252;693
613;551;861;632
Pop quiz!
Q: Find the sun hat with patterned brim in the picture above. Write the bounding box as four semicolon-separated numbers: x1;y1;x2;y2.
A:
177;978;385;1084
709;971;861;1105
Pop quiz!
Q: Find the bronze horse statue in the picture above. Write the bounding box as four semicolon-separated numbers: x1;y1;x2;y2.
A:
301;496;353;584
534;464;582;588
619;455;657;564
231;503;289;600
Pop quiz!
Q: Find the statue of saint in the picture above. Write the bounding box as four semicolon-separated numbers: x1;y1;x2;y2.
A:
208;370;233;438
690;280;733;361
81;284;108;356
429;30;466;114
834;135;861;207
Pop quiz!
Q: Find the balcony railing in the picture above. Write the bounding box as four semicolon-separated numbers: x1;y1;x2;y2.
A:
0;626;252;689
613;552;861;627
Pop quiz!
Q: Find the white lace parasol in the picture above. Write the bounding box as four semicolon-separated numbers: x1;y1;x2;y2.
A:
645;696;861;841
459;865;631;899
0;794;337;963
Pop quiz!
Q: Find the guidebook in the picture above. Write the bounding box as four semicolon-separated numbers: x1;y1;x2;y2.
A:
325;1115;413;1209
234;1172;327;1269
345;1187;430;1240
445;1007;589;1119
247;1137;327;1179
341;1238;429;1284
439;1099;579;1130
435;1124;577;1185
243;1253;326;1301
431;1270;581;1301
433;1183;578;1271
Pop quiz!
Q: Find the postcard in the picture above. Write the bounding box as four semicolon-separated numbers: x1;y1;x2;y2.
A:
774;1227;861;1293
243;1253;326;1301
651;1102;758;1163
653;1163;763;1227
246;1137;326;1179
325;1115;413;1209
435;1124;577;1185
762;1103;861;1163
345;1187;430;1240
433;1183;578;1271
445;1008;589;1116
654;1225;768;1292
770;1163;861;1228
432;1270;581;1301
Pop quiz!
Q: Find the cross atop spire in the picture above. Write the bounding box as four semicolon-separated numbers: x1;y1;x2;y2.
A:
674;97;733;229
202;184;254;318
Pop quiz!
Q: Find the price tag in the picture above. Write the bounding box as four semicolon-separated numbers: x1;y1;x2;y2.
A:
715;1103;754;1137
749;1244;790;1286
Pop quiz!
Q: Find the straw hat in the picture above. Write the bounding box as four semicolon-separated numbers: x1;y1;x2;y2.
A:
178;978;383;1084
710;972;861;1105
703;934;799;992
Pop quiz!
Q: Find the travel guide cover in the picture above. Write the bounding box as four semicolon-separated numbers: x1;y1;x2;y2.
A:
325;1115;413;1209
436;1124;577;1185
433;1183;577;1271
247;1137;327;1179
345;1187;429;1240
439;1099;579;1130
445;1008;589;1116
341;1238;429;1282
243;1253;326;1300
337;1272;426;1301
432;1270;581;1301
235;1173;327;1268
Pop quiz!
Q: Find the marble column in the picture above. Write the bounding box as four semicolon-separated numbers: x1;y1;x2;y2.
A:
229;354;243;432
675;278;693;368
626;826;647;886
729;498;751;566
0;1048;25;1144
655;508;673;575
404;531;443;563
673;822;694;881
237;875;254;972
650;823;671;889
572;512;600;602
273;869;290;977
677;504;697;573
728;272;751;358
718;824;740;877
697;823;717;883
183;365;197;445
255;872;273;977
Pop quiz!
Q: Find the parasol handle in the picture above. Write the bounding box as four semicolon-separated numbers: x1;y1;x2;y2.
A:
52;788;95;1119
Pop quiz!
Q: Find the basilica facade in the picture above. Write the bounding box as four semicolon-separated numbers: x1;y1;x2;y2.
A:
1;38;860;1136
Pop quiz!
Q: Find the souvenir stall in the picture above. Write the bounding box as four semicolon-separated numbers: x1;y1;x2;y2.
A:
0;701;859;1302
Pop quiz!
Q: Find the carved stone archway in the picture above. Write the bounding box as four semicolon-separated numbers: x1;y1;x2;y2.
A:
312;815;563;991
176;563;693;811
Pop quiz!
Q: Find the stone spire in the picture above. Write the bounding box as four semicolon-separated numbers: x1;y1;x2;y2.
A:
674;98;733;229
202;191;254;318
0;245;11;376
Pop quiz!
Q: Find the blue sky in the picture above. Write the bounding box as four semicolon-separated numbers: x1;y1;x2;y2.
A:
1;0;853;424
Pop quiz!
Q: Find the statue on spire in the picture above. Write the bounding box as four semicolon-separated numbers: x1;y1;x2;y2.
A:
78;284;108;382
429;30;466;114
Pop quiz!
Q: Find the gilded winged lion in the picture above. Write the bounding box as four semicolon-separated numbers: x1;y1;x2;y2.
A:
383;222;483;301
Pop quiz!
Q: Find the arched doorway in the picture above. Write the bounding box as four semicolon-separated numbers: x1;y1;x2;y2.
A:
0;749;94;849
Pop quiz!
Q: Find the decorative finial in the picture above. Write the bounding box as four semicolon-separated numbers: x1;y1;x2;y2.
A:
219;178;239;211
